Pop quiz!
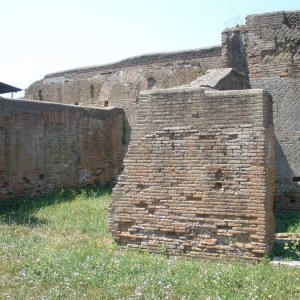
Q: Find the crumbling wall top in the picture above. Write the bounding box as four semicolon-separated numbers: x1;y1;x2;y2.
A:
190;68;250;90
44;46;221;78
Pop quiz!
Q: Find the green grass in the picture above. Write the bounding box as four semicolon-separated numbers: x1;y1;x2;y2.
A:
272;212;300;260
0;187;300;299
275;212;300;233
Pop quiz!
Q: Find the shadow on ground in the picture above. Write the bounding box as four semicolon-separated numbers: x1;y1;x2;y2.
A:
0;185;112;227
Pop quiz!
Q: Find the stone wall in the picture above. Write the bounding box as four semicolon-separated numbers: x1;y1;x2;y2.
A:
110;87;275;259
0;97;124;200
222;10;300;211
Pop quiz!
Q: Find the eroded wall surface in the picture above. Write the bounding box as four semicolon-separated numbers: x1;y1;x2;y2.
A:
0;98;124;200
222;10;300;211
110;87;275;259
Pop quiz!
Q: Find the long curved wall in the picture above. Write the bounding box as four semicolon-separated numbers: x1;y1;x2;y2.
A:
25;47;222;143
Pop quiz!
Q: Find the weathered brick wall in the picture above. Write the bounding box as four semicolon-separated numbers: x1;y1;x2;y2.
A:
245;11;300;211
110;87;275;259
24;9;300;212
222;10;300;211
0;97;124;200
25;47;222;144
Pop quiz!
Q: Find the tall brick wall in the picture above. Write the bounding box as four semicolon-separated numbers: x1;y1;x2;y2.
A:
0;97;124;200
110;87;275;259
222;10;300;211
246;11;300;211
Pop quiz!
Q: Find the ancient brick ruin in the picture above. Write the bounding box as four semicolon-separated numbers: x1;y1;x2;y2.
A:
109;74;275;259
25;10;300;212
223;11;300;211
0;98;124;199
25;47;222;148
1;9;300;258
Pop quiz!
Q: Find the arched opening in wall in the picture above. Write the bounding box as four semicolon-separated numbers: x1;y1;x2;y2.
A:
90;85;95;98
147;77;156;90
38;90;43;101
104;101;108;107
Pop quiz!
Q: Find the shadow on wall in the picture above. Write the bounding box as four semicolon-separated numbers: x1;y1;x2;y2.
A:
275;138;300;211
122;112;132;153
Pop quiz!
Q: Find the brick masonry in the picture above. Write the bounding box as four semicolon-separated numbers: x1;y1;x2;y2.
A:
5;9;289;258
222;10;300;211
24;10;300;211
110;87;275;259
25;47;222;145
0;97;125;200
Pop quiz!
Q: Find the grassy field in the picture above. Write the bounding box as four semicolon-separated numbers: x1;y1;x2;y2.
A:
0;186;300;300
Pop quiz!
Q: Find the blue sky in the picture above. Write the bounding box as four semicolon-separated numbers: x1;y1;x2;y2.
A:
1;0;300;96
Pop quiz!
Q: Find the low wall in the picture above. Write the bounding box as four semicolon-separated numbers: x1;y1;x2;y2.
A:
0;97;125;200
110;87;275;259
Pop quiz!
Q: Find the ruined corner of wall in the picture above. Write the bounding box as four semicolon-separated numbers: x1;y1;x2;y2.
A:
110;69;275;260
